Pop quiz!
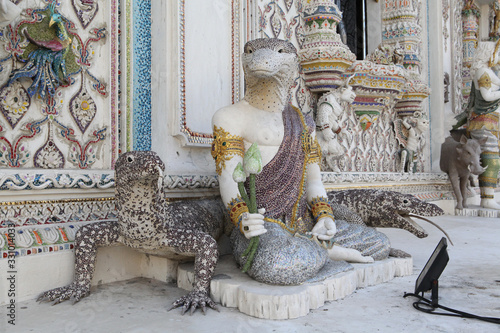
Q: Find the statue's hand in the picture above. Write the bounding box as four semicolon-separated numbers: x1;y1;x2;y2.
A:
241;208;267;239
323;128;336;141
310;217;336;240
330;121;341;134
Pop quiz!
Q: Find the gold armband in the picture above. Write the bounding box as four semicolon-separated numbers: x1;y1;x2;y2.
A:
310;197;334;222
227;197;249;234
478;72;492;89
211;126;245;175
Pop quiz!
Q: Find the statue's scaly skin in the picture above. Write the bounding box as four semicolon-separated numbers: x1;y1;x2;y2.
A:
38;151;224;315
328;189;444;238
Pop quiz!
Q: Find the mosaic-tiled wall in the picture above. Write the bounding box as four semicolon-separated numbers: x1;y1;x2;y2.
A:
0;0;119;170
0;0;123;259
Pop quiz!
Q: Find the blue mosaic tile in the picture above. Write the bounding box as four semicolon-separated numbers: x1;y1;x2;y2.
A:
133;0;152;151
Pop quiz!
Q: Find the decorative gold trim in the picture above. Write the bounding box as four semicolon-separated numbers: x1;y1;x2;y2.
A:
264;217;295;233
303;131;322;165
211;126;245;175
478;72;492;89
290;106;311;227
310;196;334;222
227;196;249;232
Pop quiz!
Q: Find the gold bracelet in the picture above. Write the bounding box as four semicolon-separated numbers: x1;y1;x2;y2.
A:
310;196;334;222
227;197;249;233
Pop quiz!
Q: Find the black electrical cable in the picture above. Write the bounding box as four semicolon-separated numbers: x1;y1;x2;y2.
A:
404;293;500;325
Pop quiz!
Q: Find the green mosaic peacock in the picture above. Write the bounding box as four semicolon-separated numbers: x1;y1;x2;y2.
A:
8;2;79;100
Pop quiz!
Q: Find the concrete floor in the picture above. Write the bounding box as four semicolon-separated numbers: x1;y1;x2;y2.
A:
3;215;500;333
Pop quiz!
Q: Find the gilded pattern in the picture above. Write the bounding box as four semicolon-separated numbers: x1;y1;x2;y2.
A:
310;196;334;222
227;196;249;233
468;112;500;147
478;151;500;189
289;106;311;227
211;126;245;175
302;130;322;165
478;72;492;89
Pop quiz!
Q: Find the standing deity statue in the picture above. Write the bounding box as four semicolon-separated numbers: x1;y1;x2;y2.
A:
455;41;500;210
315;83;356;172
394;113;429;173
211;38;390;285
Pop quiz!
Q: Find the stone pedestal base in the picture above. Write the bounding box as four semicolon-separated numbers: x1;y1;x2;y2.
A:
455;206;500;218
177;255;413;319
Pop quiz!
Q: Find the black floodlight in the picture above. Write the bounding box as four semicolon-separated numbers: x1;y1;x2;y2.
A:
405;237;500;324
414;237;449;306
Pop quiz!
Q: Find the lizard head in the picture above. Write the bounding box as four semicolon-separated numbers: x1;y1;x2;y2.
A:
115;151;165;188
370;191;445;238
328;189;446;239
242;38;298;82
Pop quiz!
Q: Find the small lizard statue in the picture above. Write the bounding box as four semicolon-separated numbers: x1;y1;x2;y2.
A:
38;151;225;315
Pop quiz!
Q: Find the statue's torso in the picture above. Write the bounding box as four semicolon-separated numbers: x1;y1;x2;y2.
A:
221;100;286;165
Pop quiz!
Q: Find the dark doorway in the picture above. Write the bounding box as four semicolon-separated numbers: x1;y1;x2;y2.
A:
336;0;366;59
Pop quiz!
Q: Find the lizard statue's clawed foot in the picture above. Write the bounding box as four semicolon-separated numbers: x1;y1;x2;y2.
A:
37;283;90;305
168;291;219;315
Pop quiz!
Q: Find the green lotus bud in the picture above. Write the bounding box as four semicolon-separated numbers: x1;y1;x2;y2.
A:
232;162;247;183
243;143;262;175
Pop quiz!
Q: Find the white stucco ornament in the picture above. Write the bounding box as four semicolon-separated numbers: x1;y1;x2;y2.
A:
315;83;356;172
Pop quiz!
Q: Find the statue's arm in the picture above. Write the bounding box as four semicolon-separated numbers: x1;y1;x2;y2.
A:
402;117;412;129
489;69;500;86
306;133;336;240
476;69;500;101
218;152;266;239
218;156;243;205
212;110;245;205
212;110;266;239
479;86;500;101
317;103;339;137
306;161;328;201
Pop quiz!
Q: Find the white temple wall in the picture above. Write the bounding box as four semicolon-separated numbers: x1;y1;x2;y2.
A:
442;0;454;119
151;0;243;197
428;0;446;172
366;0;383;54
